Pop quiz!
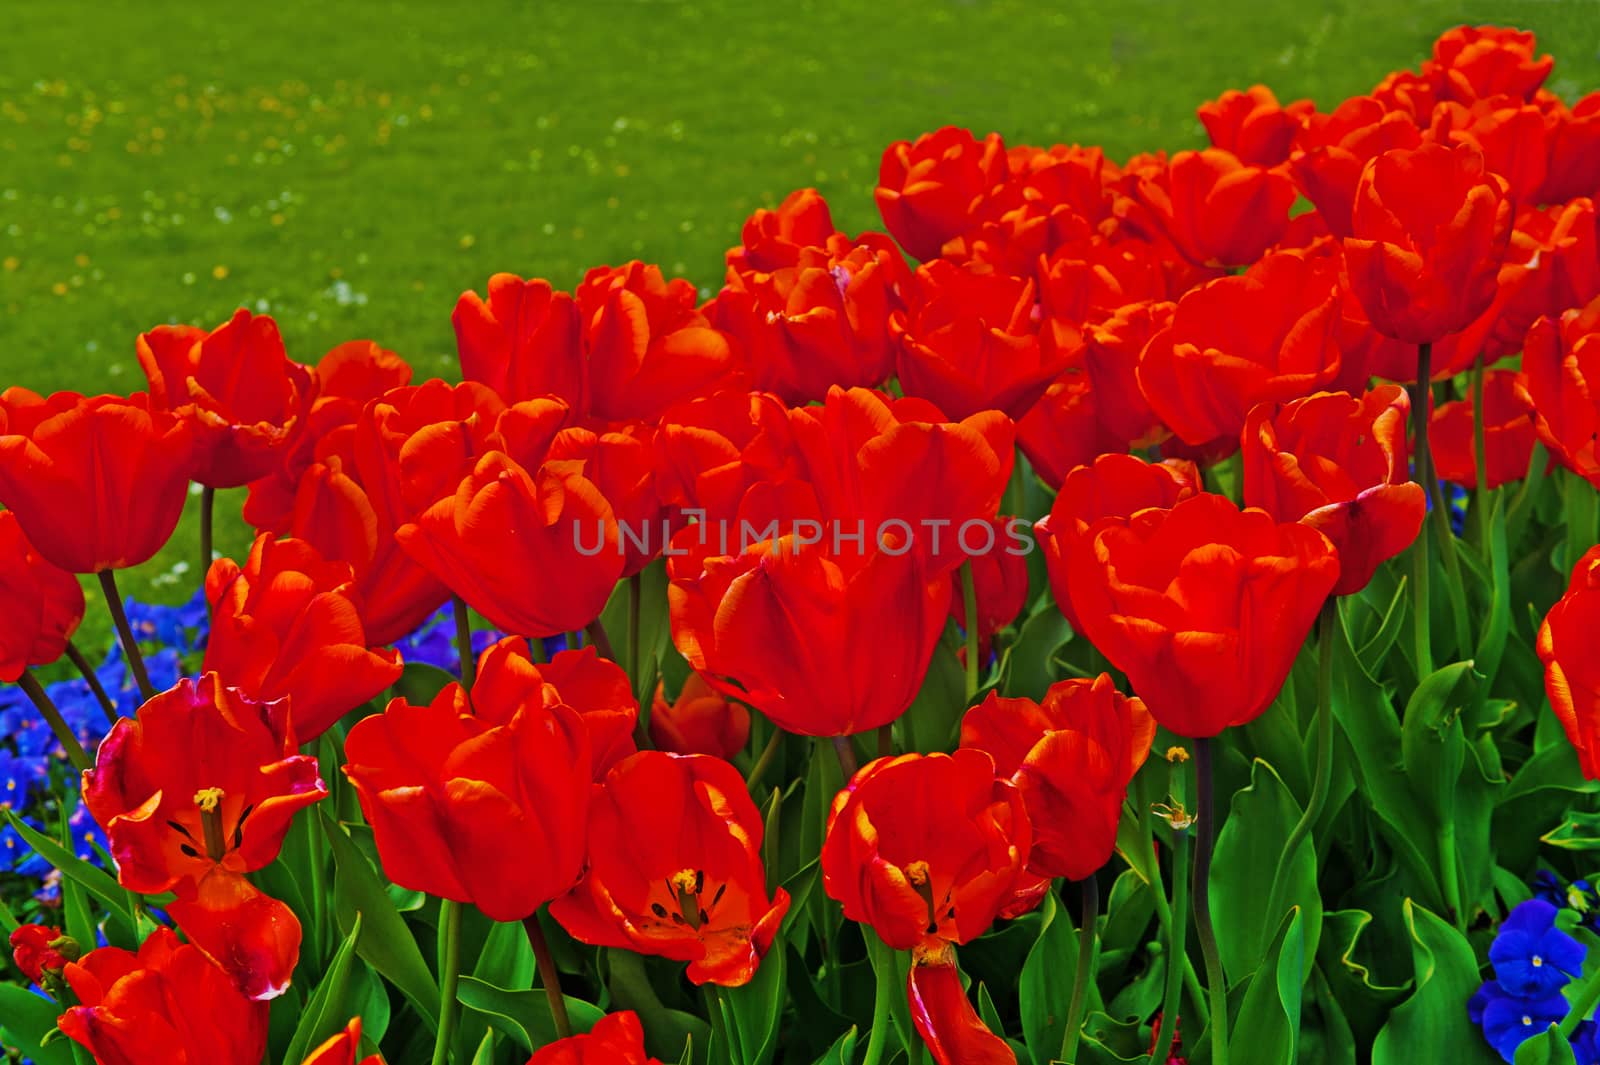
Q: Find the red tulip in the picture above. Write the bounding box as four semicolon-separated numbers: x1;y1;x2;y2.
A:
649;672;751;761
908;946;1019;1065
453;274;584;407
1198;85;1313;167
1290;95;1423;238
1242;387;1425;595
950;516;1030;662
9;924;73;986
1127;148;1297;267
1430;370;1539;488
1427;25;1553;105
0;390;194;573
1343;142;1513;344
300;1018;384;1065
203;534;402;742
1429;95;1549;203
1137;251;1342;449
1539;92;1600;203
0;510;85;682
1013;367;1125;491
960;674;1155;880
1541;545;1600;779
58;927;269;1065
1523;296;1600;485
892;259;1064;420
1035;453;1201;631
83;675;326;998
875;126;1009;261
1065;493;1340;737
343;683;590;921
576;261;738;423
526;1011;662;1065
138;309;315;487
551;752;789;986
726;187;841;273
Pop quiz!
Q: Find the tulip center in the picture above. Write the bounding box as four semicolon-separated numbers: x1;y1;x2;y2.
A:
649;868;727;933
193;787;229;863
904;859;942;935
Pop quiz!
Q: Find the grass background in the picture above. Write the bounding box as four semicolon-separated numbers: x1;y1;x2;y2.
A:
2;0;1597;619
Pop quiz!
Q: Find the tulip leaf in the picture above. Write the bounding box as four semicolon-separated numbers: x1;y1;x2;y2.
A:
1228;907;1304;1065
1350;574;1410;678
898;627;967;753
1514;1025;1580;1065
282;912;363;1065
1075;1010;1148;1063
606;947;711;1062
470;1028;498;1065
1209;759;1320;984
1539;810;1600;851
723;939;785;1065
455;975;604;1050
998;602;1071;702
1019;889;1076;1065
0;985;75;1065
3;810;134;935
810;1026;859;1065
1370;899;1499;1065
319;810;440;1026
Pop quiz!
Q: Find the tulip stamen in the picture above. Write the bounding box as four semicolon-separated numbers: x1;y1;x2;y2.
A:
193;787;228;863
671;868;705;931
904;859;941;934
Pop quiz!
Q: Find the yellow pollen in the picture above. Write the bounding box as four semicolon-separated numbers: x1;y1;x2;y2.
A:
1533;956;1544;967
1165;746;1190;764
905;860;931;886
193;787;225;813
670;869;699;895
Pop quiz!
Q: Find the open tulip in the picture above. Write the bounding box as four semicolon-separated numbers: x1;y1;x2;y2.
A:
1427;24;1553;105
551;751;789;986
1065;492;1340;737
0;390;194;573
1128;148;1297;267
82;675;327;998
0;510;85;682
453;273;584;407
1242;387;1425;595
1198;85;1312;167
203;534;402;742
960;675;1155;880
1290;95;1423;238
137;309;315;487
58;927;270;1065
1343;142;1513;344
342;682;591;922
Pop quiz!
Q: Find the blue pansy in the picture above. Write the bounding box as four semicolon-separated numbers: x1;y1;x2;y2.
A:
0;815;51;876
392;603;505;673
0;748;46;809
1574;1020;1600;1065
1479;984;1571;1063
1490;899;1588;995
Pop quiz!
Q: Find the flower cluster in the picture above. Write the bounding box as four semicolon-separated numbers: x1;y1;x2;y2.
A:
1470;892;1599;1062
1;20;1599;1065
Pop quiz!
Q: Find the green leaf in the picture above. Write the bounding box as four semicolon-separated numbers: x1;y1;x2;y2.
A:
722;941;785;1065
606;947;711;1062
998;602;1072;701
283;913;364;1065
319;810;440;1025
897;630;967;753
455;975;604;1051
864;926;917;1062
1352;575;1410;675
4;810;133;931
1229;907;1305;1065
1370;900;1500;1065
811;1026;859;1065
1210;759;1321;984
1019;889;1076;1065
0;984;75;1065
1513;1025;1579;1065
1540;810;1600;851
470;1028;498;1065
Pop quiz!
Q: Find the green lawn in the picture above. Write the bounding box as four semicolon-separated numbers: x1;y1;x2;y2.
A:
3;0;1598;620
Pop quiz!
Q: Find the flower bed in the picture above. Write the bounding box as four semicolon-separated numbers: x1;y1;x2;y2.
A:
3;21;1600;1065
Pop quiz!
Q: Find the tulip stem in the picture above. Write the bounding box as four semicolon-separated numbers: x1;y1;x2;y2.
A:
1264;601;1337;930
585;616;616;663
1407;345;1435;678
97;570;154;702
431;899;462;1065
860;950;895;1065
830;735;859;780
746;728;783;791
199;484;215;582
452;597;475;691
17;671;93;773
628;571;642;685
876;723;893;759
524;913;572;1039
1471;356;1490;547
959;561;979;702
1149;789;1192;1065
1192;737;1229;1065
64;639;118;727
1060;874;1100;1062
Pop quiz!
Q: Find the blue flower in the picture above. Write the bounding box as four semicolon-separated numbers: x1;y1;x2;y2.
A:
1574;1020;1600;1065
1477;982;1570;1063
392;603;505;673
0;815;50;876
0;748;46;809
1533;870;1566;908
1491;899;1588;996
